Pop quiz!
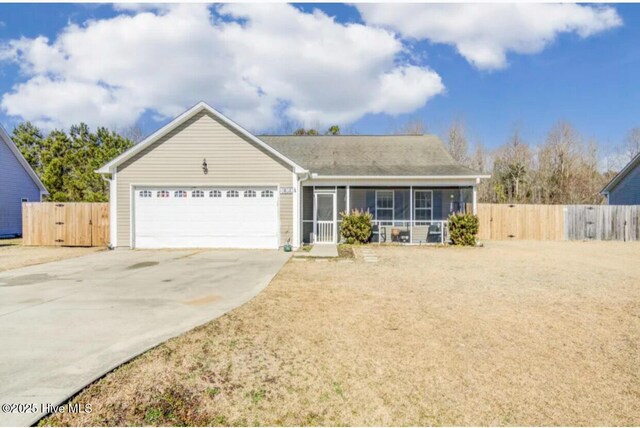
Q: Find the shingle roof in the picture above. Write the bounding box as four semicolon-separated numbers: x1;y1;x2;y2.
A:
258;134;483;176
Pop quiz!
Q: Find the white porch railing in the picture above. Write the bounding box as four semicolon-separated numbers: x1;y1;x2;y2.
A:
370;220;449;244
316;221;334;243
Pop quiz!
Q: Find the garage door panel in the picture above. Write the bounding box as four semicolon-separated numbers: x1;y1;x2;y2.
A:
134;187;279;249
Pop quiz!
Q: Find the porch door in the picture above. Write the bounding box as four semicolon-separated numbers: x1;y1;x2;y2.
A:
315;193;336;243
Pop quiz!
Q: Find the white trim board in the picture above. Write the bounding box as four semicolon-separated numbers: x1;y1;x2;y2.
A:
309;174;491;180
303;179;478;187
97;102;306;175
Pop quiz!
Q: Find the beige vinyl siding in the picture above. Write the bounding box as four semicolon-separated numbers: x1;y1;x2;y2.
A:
115;110;293;247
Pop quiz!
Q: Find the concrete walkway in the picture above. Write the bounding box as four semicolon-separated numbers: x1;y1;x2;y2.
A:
0;249;290;427
295;244;338;258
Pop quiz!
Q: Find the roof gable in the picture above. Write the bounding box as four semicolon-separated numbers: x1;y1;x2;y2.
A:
601;152;640;194
259;135;487;178
97;102;305;174
0;125;48;194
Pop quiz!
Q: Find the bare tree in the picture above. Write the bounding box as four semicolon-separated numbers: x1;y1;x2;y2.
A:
536;122;605;204
492;128;533;203
120;125;145;144
622;127;640;161
396;118;428;135
445;119;470;166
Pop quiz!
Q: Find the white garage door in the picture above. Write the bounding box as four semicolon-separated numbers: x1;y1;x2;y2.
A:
134;187;279;249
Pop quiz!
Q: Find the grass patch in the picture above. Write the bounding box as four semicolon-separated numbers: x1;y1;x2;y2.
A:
40;241;640;426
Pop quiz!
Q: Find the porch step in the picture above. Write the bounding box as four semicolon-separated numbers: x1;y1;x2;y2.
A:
360;248;378;263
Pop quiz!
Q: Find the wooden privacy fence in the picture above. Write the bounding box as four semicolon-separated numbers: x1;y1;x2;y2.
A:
22;202;109;247
474;203;640;241
565;205;640;241
475;204;565;241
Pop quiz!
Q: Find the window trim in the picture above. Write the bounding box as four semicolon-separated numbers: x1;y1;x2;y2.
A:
244;190;256;198
414;190;433;224
174;190;187;198
157;190;170;198
261;189;274;198
210;190;222;198
227;190;239;198
192;189;204;198
375;190;394;224
139;190;153;198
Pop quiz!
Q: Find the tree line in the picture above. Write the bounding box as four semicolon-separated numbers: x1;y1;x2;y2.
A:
11;122;134;202
441;120;639;205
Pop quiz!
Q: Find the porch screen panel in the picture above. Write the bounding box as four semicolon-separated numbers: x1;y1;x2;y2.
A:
442;189;462;217
394;189;410;222
337;187;346;215
460;187;473;212
432;190;443;220
303;187;313;221
349;189;374;215
366;190;376;215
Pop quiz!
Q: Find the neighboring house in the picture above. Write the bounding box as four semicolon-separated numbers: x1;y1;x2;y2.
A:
0;125;48;237
97;102;488;249
601;152;640;205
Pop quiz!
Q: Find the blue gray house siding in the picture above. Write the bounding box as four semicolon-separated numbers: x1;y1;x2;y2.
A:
608;162;640;205
0;138;42;236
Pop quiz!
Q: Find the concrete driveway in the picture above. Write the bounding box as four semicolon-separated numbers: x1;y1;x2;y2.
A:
0;249;290;427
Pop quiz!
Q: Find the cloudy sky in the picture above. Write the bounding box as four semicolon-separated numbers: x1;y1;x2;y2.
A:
0;3;636;149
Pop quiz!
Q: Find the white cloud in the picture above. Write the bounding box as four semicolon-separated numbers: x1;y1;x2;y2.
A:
356;4;622;70
0;4;444;131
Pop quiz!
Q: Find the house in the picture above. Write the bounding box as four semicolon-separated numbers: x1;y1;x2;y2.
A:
97;102;488;249
601;152;640;205
0;125;48;237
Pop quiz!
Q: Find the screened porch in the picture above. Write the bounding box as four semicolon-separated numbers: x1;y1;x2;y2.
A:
302;186;474;245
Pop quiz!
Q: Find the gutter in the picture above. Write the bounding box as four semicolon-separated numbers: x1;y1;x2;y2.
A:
309;174;491;180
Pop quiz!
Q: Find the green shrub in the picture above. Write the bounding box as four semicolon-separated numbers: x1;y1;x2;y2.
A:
448;212;479;246
340;209;373;244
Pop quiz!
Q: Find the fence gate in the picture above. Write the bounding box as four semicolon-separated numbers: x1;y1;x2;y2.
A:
475;203;565;241
22;202;109;247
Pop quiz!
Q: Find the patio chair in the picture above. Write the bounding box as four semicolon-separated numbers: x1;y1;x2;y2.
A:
372;225;386;243
427;223;442;243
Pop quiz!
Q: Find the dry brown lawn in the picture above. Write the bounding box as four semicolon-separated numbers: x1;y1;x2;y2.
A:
43;241;640;426
0;239;102;271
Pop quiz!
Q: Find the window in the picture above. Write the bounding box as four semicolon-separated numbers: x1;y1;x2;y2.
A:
210;190;222;198
157;190;170;198
414;190;433;224
227;190;239;198
192;190;204;198
261;190;274;198
244;190;256;198
376;190;394;224
21;198;29;203
139;190;152;198
174;190;187;198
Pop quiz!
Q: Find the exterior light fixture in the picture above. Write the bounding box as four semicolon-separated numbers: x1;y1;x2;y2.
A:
202;158;208;175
